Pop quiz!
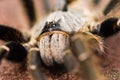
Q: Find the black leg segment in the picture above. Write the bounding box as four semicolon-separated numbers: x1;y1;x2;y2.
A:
0;42;27;62
28;48;47;80
98;18;120;38
0;25;25;43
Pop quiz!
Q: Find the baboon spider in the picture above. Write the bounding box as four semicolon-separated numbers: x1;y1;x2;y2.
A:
0;0;120;80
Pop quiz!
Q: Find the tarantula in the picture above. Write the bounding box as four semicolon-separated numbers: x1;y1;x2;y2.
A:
0;0;120;80
0;12;120;80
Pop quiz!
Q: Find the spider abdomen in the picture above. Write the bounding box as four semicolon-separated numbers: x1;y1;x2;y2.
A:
38;31;69;66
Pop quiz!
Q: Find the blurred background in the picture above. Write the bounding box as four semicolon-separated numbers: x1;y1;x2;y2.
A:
0;0;112;33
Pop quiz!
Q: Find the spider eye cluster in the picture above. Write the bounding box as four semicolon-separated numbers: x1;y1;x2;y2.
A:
48;21;60;28
48;21;58;28
41;21;61;34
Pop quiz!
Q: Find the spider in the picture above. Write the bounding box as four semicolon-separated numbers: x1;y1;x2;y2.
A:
0;12;120;80
0;0;120;80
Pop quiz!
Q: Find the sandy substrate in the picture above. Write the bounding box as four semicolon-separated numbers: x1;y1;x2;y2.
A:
0;32;120;80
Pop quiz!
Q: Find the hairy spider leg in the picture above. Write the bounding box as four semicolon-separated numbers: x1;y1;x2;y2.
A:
98;18;120;38
104;0;120;15
28;48;48;80
21;0;36;26
0;42;27;63
0;25;27;43
68;32;106;80
63;47;80;73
